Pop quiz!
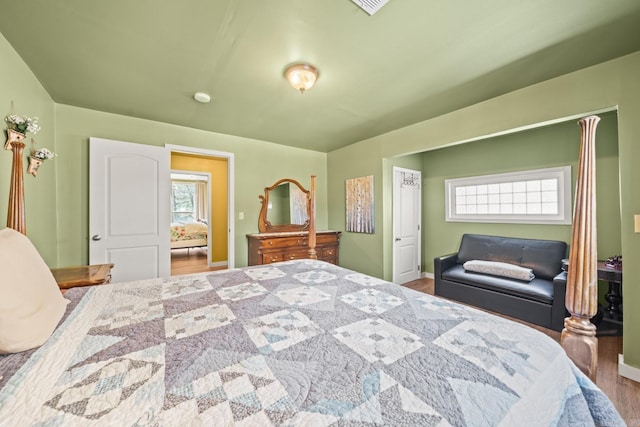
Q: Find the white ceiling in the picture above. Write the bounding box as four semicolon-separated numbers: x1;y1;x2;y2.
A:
1;0;640;152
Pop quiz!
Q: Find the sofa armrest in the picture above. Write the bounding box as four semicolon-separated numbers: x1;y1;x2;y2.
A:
434;253;459;279
550;271;569;331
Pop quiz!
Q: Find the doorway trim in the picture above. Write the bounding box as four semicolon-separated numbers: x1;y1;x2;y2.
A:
165;144;235;269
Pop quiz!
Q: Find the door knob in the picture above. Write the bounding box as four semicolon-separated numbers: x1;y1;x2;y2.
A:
395;237;401;242
92;235;102;241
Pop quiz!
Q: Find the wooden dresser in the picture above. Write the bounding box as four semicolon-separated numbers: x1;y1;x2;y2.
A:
247;230;341;266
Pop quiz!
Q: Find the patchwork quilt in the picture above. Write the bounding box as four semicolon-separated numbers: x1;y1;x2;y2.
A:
0;260;624;426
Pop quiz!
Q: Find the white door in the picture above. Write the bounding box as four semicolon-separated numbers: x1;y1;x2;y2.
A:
90;137;170;283
392;167;422;284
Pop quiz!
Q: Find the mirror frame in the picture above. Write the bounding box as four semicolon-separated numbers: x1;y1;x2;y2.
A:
258;178;311;233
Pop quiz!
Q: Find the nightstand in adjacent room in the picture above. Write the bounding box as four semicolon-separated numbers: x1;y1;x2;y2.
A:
51;263;114;293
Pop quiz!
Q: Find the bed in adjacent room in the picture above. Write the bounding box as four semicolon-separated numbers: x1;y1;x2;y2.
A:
170;221;208;250
0;259;623;426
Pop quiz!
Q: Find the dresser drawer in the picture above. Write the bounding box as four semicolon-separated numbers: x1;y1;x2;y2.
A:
261;253;284;264
247;231;341;266
259;236;307;249
316;234;339;244
282;249;310;261
321;247;337;258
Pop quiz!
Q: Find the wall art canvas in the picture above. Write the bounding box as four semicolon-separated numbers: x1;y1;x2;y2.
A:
346;175;374;233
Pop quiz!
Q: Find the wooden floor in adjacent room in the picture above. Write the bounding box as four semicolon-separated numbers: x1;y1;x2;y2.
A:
170;248;227;276
404;277;640;424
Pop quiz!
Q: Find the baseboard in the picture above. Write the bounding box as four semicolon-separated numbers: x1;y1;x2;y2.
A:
209;261;228;268
422;272;434;279
618;354;640;383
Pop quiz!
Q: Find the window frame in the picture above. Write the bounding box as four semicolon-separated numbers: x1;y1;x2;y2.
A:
445;166;572;225
171;179;197;223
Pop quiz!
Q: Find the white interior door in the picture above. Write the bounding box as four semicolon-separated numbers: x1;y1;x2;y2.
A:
392;167;422;284
90;137;170;283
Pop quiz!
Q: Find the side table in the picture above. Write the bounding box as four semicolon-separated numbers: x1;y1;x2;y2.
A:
595;260;623;336
560;259;623;336
51;263;114;293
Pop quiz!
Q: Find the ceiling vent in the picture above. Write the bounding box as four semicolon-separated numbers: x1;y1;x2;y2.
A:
351;0;390;15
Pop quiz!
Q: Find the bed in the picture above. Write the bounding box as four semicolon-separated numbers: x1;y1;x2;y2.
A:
170;221;208;250
0;259;623;426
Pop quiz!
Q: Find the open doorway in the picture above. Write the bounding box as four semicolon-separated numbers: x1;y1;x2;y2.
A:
167;145;235;276
169;171;215;275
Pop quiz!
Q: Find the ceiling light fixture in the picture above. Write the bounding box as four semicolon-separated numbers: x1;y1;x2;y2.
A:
193;92;211;103
284;63;319;93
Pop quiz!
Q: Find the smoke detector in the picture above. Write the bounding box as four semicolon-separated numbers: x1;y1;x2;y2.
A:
193;92;211;103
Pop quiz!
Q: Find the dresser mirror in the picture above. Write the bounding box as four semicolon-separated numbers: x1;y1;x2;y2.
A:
258;178;311;233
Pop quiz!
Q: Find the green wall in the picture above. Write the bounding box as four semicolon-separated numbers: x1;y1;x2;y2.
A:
423;111;620;273
3;27;640;373
327;140;383;274
54;104;328;268
0;32;58;265
328;51;640;370
1;30;327;270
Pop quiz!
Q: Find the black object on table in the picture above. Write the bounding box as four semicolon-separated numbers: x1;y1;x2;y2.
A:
561;259;622;336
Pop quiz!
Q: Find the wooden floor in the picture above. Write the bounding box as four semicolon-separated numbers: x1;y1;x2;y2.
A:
170;248;227;276
404;277;640;424
170;255;638;422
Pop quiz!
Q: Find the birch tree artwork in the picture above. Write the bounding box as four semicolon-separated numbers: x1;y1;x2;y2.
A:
346;175;374;233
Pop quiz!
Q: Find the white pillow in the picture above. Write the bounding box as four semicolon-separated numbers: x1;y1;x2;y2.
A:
0;228;69;354
463;260;535;282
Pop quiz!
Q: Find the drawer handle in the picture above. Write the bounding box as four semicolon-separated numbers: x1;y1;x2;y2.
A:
268;241;273;245
289;255;296;259
270;257;278;262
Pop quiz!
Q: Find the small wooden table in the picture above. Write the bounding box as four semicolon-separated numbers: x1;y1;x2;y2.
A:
594;261;622;336
561;259;623;336
51;264;114;291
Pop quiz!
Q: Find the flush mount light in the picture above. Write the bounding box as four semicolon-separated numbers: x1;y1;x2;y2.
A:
284;63;319;93
193;92;211;103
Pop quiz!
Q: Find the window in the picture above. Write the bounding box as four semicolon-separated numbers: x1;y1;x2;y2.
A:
445;166;571;224
170;172;209;223
171;181;196;223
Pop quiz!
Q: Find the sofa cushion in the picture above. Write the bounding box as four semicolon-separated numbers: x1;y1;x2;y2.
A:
463;260;534;282
456;234;567;280
520;239;567;280
457;235;523;265
442;264;554;304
